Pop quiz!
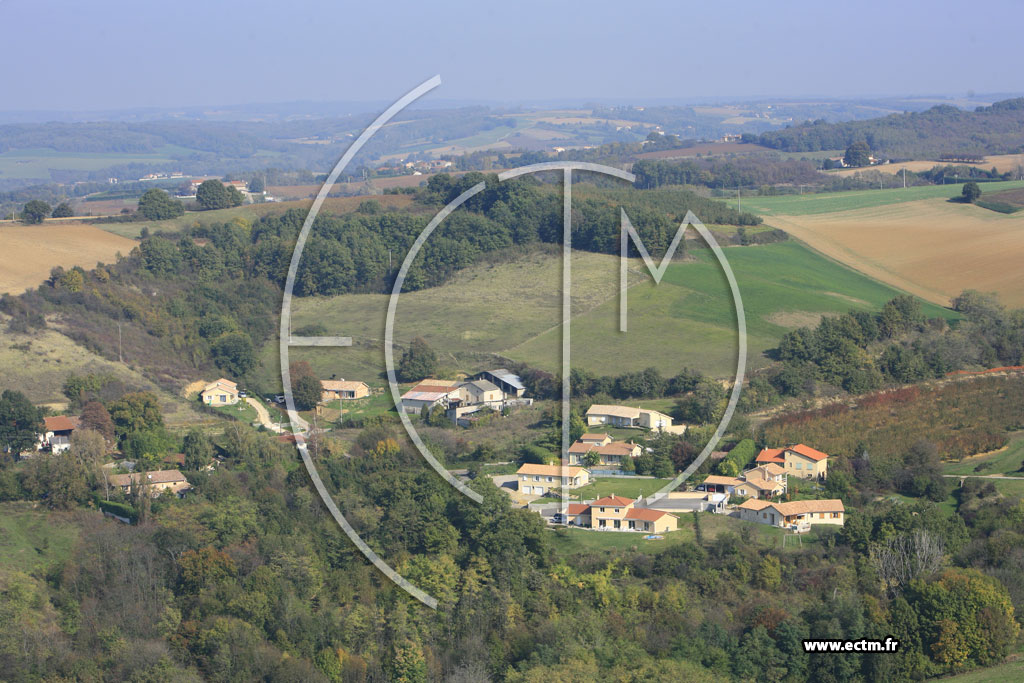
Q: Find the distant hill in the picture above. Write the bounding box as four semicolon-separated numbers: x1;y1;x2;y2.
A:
756;98;1024;158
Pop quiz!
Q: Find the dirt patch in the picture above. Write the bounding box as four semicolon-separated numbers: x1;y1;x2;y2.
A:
823;291;869;306
181;380;207;399
764;311;825;328
0;222;137;295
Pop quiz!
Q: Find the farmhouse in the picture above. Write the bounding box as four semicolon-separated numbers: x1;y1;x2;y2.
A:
457;379;503;406
201;378;239;406
756;444;829;481
737;498;845;532
516;463;590;495
399;380;461;414
472;369;527;398
320;379;370;402
106;469;191;497
585;404;682;433
566;435;642;468
37;415;79;453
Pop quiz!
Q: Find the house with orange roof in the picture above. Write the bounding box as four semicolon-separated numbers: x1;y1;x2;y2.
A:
201;378;239;406
516;463;590;495
737;498;844;531
561;495;678;533
756;444;829;481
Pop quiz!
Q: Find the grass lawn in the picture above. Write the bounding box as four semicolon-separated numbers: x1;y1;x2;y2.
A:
321;391;397;423
0;502;80;575
547;512;830;556
212;401;260;426
570;477;676;501
727;180;1024;216
942;657;1024;682
989;478;1024;498
943;432;1024;476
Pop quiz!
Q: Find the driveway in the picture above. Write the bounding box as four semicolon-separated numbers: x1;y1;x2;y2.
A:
246;395;292;432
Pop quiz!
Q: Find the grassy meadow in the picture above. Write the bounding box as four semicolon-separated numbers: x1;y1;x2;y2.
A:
0;503;81;575
273;241;953;392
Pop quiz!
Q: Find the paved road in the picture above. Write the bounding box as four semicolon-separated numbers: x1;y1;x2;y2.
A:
942;474;1024;480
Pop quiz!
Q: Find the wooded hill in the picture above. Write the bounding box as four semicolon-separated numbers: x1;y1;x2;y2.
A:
756;98;1024;158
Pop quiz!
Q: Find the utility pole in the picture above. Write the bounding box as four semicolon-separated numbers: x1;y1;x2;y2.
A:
737;187;741;212
117;322;123;363
903;167;907;189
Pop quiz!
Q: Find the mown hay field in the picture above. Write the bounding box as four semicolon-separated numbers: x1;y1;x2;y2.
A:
764;196;1024;307
0;222;137;295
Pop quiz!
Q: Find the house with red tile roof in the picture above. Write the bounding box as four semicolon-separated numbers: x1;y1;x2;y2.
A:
755;444;829;481
587;495;678;533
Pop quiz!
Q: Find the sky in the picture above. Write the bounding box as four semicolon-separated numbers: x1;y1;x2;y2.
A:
3;0;1023;112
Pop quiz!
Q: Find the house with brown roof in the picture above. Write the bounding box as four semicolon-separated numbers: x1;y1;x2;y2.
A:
457;379;503;406
37;415;79;453
201;378;239;406
106;469;191;497
581;495;679;533
320;379;370;402
756;444;829;481
697;474;745;494
399;380;461;414
584;404;683;433
517;463;590;495
566;437;642;468
737;498;844;531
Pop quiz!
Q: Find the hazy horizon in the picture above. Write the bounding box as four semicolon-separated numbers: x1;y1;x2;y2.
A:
4;0;1022;113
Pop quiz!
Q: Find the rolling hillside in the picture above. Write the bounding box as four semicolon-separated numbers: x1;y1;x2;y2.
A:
274;240;954;390
737;182;1024;307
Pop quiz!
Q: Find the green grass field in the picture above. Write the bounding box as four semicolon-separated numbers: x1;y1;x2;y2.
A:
0;502;80;575
321;391;396;423
943;432;1024;476
568;477;675;501
0;146;191;180
942;658;1024;682
728;180;1024;216
212;400;260;426
276;241;954;387
547;512;834;556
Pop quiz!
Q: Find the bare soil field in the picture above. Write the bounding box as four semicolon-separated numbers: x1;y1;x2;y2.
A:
765;197;1024;307
982;187;1024;208
828;153;1024;178
74;198;138;216
0;223;137;295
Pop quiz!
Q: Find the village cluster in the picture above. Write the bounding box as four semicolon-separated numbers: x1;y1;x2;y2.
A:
517;441;844;536
33;365;844;537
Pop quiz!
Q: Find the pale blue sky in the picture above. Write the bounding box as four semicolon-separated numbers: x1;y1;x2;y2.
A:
3;0;1022;110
